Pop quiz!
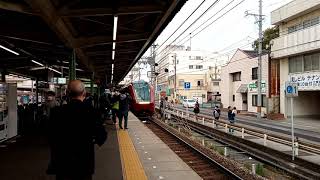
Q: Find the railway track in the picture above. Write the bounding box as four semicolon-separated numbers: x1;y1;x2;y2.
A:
162;109;320;180
142;116;264;180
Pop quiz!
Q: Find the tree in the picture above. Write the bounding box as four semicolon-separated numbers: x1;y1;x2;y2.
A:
252;26;279;51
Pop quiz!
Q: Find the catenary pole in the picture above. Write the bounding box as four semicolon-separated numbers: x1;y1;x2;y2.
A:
257;0;263;119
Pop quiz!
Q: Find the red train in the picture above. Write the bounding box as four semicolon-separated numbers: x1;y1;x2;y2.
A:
127;80;155;116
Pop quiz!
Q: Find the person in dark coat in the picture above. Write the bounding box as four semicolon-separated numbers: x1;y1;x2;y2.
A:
118;90;131;129
227;106;236;133
47;80;107;180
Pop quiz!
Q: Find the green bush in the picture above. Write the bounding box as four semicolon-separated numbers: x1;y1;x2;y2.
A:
256;163;265;176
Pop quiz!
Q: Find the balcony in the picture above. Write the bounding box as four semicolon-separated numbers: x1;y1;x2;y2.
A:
271;24;320;59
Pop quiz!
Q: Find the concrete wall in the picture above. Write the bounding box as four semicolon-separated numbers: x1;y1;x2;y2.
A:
271;6;320;59
220;50;269;112
279;58;320;117
271;0;320;25
286;91;320;117
279;58;289;116
174;74;208;102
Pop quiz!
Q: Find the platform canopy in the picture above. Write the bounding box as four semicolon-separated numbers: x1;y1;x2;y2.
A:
0;0;186;84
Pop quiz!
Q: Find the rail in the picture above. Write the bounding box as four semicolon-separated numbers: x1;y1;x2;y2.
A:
157;106;320;156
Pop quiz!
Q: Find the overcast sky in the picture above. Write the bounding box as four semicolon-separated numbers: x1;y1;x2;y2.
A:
155;0;292;52
137;0;293;81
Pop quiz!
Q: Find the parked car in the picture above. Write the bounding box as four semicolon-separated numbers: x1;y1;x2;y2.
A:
183;99;196;108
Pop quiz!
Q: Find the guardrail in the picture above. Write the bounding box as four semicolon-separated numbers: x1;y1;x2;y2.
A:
157;106;320;156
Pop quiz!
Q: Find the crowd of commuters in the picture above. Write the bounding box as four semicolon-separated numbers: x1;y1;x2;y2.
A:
17;80;134;180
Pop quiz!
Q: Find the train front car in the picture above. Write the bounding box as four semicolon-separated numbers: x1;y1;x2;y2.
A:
128;80;155;117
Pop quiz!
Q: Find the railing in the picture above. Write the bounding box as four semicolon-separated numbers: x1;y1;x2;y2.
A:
271;24;320;58
157;106;320;156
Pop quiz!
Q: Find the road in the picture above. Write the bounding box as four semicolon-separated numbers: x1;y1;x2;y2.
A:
173;104;320;144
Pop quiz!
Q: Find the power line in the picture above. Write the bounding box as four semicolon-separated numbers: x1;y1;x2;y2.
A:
156;0;221;57
155;0;248;65
155;0;207;52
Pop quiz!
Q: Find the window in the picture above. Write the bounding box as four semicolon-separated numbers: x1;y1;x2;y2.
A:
232;95;235;102
195;56;202;60
288;16;320;34
189;65;193;69
289;56;303;73
179;79;184;86
262;95;267;107
232;72;241;81
304;53;319;71
196;65;203;69
213;82;219;86
196;80;204;86
288;24;302;33
303;17;320;28
252;67;258;80
252;95;266;107
189;56;195;60
289;53;320;73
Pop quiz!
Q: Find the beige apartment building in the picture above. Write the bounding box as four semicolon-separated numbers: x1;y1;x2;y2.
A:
270;0;320;118
220;49;269;114
156;45;222;103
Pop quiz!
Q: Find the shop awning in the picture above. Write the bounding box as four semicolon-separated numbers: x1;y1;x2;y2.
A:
236;84;248;93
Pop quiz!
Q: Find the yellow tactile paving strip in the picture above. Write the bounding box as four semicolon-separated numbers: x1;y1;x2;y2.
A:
117;129;148;180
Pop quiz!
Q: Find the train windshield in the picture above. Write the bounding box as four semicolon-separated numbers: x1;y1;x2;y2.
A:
133;81;150;102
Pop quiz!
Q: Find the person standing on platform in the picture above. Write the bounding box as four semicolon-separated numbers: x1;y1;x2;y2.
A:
43;91;59;131
118;90;131;130
194;100;200;121
111;91;120;124
227;106;236;133
47;80;107;180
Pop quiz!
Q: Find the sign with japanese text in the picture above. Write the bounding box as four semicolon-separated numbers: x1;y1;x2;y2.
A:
248;80;266;93
289;72;320;91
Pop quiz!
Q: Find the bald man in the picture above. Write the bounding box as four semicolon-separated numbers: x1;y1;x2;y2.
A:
47;80;107;180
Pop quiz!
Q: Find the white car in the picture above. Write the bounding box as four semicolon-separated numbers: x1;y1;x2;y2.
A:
183;99;196;108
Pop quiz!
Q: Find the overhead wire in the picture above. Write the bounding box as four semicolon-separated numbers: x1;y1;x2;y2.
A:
155;0;207;52
155;0;247;65
156;0;221;57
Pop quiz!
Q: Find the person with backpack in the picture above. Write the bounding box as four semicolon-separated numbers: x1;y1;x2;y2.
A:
118;90;131;130
213;106;220;127
213;106;221;120
227;106;236;134
111;91;120;124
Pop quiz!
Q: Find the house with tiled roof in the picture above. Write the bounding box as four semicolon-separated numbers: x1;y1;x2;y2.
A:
220;49;270;115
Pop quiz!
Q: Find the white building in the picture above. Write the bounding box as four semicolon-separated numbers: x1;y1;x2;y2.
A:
220;49;269;113
156;45;223;102
271;0;320;118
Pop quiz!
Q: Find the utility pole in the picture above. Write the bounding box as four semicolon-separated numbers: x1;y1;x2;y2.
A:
245;0;264;120
174;54;177;100
257;0;263;120
189;33;192;51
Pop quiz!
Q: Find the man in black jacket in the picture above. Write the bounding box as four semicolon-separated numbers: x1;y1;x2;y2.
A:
48;80;107;180
118;90;131;129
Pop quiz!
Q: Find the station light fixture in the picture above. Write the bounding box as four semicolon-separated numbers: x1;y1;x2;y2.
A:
61;66;83;71
113;16;118;41
112;42;116;50
48;67;62;74
112;50;115;60
112;16;118;61
31;60;44;67
0;45;19;55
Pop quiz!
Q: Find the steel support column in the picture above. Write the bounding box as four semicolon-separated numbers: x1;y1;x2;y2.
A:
69;49;76;81
90;72;94;94
1;69;6;82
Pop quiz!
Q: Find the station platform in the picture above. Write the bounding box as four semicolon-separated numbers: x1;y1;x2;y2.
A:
0;112;200;180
